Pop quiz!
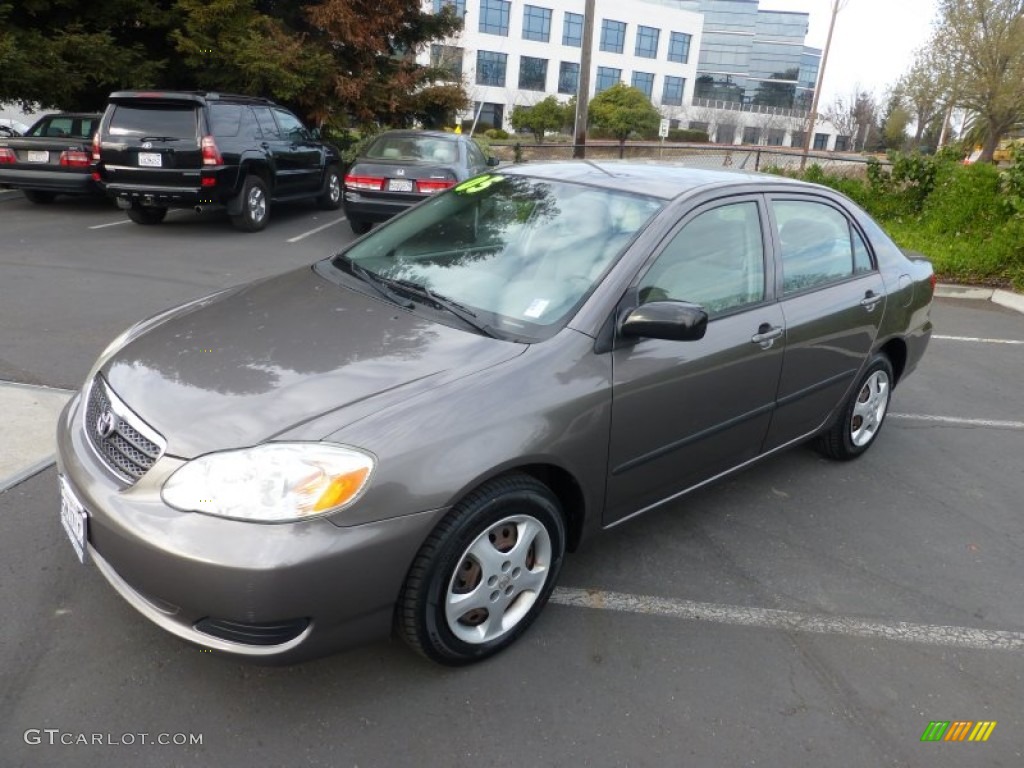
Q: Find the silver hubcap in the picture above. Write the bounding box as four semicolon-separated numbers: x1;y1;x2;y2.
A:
329;174;341;203
446;515;553;645
248;186;266;221
850;370;890;447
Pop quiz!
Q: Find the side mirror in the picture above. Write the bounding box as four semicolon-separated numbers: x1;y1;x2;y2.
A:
487;156;500;167
619;301;708;342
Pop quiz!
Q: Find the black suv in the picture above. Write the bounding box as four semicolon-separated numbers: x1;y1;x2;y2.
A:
94;91;342;231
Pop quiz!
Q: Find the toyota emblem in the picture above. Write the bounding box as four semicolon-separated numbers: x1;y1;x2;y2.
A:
141;142;153;149
96;409;117;439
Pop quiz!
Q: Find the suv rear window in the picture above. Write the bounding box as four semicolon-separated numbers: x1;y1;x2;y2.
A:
108;104;198;139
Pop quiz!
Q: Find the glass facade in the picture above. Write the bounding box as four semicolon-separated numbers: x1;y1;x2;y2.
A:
668;32;692;64
522;5;552;43
662;75;685;106
433;0;466;15
519;56;548;91
596;66;622;93
479;0;510;36
558;61;579;94
476;50;507;86
562;11;583;47
632;71;655;99
635;26;660;59
430;45;463;79
600;19;627;54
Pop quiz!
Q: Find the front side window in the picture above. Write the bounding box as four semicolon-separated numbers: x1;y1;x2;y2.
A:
336;175;664;341
522;5;552;42
635;25;660;58
559;61;580;95
668;31;692;63
773;200;862;294
476;51;508;87
273;109;307;141
479;0;511;35
563;11;583;46
518;56;548;91
662;75;685;106
600;19;626;53
595;67;622;93
638;202;765;317
631;72;654;100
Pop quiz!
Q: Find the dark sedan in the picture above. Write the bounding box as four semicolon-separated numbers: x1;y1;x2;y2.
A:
0;113;102;202
343;129;498;234
56;163;933;665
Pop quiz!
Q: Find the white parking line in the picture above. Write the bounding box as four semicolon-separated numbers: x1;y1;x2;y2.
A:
889;413;1024;430
88;218;133;230
934;334;1024;345
286;216;347;243
550;587;1024;652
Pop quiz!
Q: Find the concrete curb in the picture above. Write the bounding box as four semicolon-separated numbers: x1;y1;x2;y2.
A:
936;284;1024;315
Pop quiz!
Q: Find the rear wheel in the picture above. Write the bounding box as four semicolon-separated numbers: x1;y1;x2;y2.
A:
398;474;566;665
230;175;270;232
23;190;56;204
126;205;167;225
316;165;342;210
348;218;372;235
815;353;894;460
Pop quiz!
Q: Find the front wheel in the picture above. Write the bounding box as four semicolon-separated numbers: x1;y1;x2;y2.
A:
126;205;167;225
230;175;270;232
815;353;894;460
397;474;566;665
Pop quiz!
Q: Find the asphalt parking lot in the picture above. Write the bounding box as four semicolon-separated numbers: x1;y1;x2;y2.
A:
2;191;1022;767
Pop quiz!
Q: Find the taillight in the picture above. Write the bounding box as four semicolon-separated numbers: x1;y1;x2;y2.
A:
344;175;384;191
201;135;222;166
416;179;456;194
60;150;91;167
0;148;15;164
929;272;937;293
92;132;101;162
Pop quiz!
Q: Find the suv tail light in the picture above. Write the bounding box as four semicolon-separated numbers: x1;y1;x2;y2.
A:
416;179;456;194
344;175;384;191
0;148;15;164
201;135;222;166
60;150;91;168
92;132;101;162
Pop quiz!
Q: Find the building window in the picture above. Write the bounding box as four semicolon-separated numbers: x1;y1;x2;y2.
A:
558;61;580;95
519;56;548;91
742;126;760;145
668;32;691;63
813;132;829;150
631;71;654;100
430;45;463;79
522;5;552;42
662;75;685;106
595;66;622;93
835;135;850;152
562;11;583;47
476;50;507;87
432;0;466;15
635;25;660;59
791;131;806;148
767;128;786;146
479;0;510;36
472;102;505;131
600;19;626;54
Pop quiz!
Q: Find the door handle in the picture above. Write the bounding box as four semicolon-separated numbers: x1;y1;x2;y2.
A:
860;290;883;310
751;324;784;345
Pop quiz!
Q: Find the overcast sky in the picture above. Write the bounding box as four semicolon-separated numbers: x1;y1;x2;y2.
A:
759;0;940;105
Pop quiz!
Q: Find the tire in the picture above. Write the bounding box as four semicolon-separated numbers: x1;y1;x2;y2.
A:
230;175;270;232
126;205;167;225
398;473;567;666
316;165;342;210
348;218;372;235
23;190;56;204
815;353;894;460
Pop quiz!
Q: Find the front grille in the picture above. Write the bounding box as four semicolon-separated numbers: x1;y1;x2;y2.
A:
84;376;165;484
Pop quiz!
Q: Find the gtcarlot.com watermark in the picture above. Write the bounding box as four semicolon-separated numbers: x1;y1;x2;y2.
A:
24;729;203;747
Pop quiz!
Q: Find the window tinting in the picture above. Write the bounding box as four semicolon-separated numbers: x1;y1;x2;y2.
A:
562;11;583;46
518;56;548;91
522;5;552;42
662;75;685;106
600;19;626;53
631;72;654;100
635;25;660;58
639;202;765;317
476;50;508;86
210;105;244;137
253;107;279;138
774;200;859;294
668;32;691;63
852;227;874;274
558;61;580;95
273;109;306;141
595;67;621;93
479;0;510;35
108;105;198;139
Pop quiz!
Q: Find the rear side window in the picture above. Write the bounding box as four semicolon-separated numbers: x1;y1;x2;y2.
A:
107;104;198;139
209;105;262;139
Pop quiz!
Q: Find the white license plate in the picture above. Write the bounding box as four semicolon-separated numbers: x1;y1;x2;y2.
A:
59;475;88;564
388;179;414;192
27;150;49;163
138;152;162;167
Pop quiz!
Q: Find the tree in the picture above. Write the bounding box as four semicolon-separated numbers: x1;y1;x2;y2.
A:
823;90;879;151
588;83;660;156
932;0;1024;162
510;96;567;142
879;91;913;151
898;48;948;147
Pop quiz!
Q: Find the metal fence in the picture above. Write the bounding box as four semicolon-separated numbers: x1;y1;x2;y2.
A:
487;142;885;176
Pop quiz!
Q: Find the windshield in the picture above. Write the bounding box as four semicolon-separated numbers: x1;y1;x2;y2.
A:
335;173;663;340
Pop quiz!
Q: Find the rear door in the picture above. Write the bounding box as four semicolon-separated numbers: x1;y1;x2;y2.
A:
101;98;203;189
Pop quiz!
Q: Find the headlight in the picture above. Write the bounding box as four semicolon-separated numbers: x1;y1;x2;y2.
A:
161;443;375;523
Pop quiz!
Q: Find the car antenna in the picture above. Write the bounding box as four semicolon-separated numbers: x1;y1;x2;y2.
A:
581;160;616;178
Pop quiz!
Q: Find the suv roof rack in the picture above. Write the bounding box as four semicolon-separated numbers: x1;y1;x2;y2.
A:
107;90;276;106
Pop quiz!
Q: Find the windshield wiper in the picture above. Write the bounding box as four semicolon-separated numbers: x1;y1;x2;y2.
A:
389;278;501;339
138;136;182;142
335;255;414;309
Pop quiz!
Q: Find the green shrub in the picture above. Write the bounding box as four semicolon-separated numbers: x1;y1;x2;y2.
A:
922;161;1004;236
484;128;509;140
667;128;709;143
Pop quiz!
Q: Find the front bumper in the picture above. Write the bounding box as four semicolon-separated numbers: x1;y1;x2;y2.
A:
55;392;446;662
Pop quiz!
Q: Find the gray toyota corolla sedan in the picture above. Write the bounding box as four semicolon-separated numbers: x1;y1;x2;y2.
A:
56;162;934;665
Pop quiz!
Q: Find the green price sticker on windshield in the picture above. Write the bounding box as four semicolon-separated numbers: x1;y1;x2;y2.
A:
455;174;505;195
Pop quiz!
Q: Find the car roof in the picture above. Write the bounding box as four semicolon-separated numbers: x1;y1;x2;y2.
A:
369;130;460;141
107;91;276;107
500;161;810;201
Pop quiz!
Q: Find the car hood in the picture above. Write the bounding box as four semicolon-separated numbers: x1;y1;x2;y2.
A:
102;266;525;457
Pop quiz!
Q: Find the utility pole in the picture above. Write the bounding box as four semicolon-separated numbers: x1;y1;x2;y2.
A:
801;0;843;169
573;0;596;159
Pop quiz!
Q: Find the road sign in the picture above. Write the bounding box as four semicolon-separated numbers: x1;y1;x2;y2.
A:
658;118;670;139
